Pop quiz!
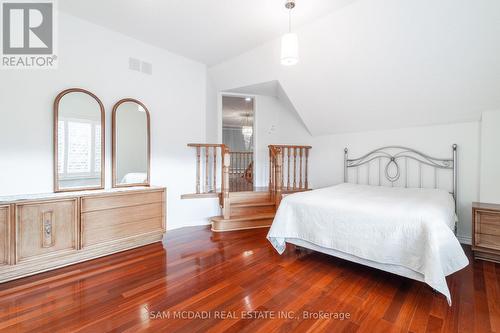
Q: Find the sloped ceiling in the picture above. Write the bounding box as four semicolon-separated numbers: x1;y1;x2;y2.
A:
209;0;500;136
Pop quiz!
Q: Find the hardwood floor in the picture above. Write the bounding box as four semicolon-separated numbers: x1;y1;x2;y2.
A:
0;226;498;333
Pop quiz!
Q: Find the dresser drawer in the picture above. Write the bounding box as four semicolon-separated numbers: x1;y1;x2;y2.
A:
476;233;500;251
474;210;500;236
81;190;165;248
81;190;163;213
0;206;10;266
16;199;78;263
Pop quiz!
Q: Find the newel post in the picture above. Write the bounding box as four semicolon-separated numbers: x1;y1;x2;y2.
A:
222;146;231;219
274;147;283;208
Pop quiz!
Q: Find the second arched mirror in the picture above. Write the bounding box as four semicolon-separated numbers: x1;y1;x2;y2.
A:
112;99;151;188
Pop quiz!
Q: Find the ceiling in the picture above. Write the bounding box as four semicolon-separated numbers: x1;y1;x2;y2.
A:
59;0;354;66
222;96;254;128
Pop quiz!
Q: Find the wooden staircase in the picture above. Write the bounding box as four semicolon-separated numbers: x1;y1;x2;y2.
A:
182;144;312;233
211;191;276;232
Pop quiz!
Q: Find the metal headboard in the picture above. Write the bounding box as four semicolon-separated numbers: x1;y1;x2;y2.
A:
344;145;458;215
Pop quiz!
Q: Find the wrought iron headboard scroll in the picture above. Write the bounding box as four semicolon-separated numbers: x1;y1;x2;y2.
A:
344;145;458;214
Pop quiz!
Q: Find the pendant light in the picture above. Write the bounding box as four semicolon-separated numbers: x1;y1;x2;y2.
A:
281;0;299;66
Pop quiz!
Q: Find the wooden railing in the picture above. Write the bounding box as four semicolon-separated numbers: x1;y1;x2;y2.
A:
269;145;312;206
229;152;253;190
182;143;231;218
183;143;310;218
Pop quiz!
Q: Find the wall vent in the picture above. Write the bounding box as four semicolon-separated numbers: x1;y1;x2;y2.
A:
129;57;152;75
129;57;140;71
141;61;152;75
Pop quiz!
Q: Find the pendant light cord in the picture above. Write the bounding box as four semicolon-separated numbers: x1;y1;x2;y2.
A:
288;8;291;33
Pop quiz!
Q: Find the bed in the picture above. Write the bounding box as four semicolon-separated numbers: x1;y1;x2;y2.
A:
267;145;469;305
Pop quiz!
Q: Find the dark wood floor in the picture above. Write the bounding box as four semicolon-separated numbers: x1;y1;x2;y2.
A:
0;227;498;333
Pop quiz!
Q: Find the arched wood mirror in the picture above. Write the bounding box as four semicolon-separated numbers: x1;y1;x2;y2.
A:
112;98;151;188
54;88;105;192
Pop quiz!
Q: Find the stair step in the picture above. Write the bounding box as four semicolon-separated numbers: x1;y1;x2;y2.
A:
211;217;274;232
231;202;275;208
230;201;275;217
229;191;271;204
211;212;275;223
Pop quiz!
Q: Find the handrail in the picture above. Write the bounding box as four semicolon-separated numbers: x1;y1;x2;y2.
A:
187;143;226;148
269;144;312;149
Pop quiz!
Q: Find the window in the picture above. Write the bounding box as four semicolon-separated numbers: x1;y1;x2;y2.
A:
58;118;101;180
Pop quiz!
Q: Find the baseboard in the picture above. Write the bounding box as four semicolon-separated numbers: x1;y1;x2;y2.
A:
166;220;210;231
457;235;472;245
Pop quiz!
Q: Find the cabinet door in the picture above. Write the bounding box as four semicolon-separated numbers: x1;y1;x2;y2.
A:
16;199;78;263
0;206;9;266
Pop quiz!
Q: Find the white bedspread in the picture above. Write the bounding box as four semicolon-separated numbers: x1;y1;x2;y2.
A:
267;183;469;305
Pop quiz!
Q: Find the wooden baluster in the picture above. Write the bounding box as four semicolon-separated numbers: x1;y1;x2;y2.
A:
222;147;231;219
196;146;201;194
305;148;309;189
269;148;273;190
213;147;217;192
293;147;297;190
205;147;209;193
287;147;291;190
299;147;302;189
251;152;254;183
239;153;241;188
274;147;283;207
271;149;275;194
281;149;285;189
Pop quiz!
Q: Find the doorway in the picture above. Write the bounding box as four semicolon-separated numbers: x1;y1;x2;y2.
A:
222;95;254;192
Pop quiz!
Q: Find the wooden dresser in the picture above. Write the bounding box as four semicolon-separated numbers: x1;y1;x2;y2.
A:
0;187;166;283
472;202;500;263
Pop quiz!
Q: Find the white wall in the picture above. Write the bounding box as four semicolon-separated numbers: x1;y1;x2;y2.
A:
0;12;219;230
479;110;500;204
253;95;312;186
205;75;219;143
308;121;480;242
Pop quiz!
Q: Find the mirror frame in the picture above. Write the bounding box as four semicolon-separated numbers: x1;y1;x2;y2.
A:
53;88;106;193
111;98;151;188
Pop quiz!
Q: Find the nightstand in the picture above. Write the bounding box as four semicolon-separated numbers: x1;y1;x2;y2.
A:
472;202;500;263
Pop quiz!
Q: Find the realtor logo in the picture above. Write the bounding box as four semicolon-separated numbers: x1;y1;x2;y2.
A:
1;0;57;68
